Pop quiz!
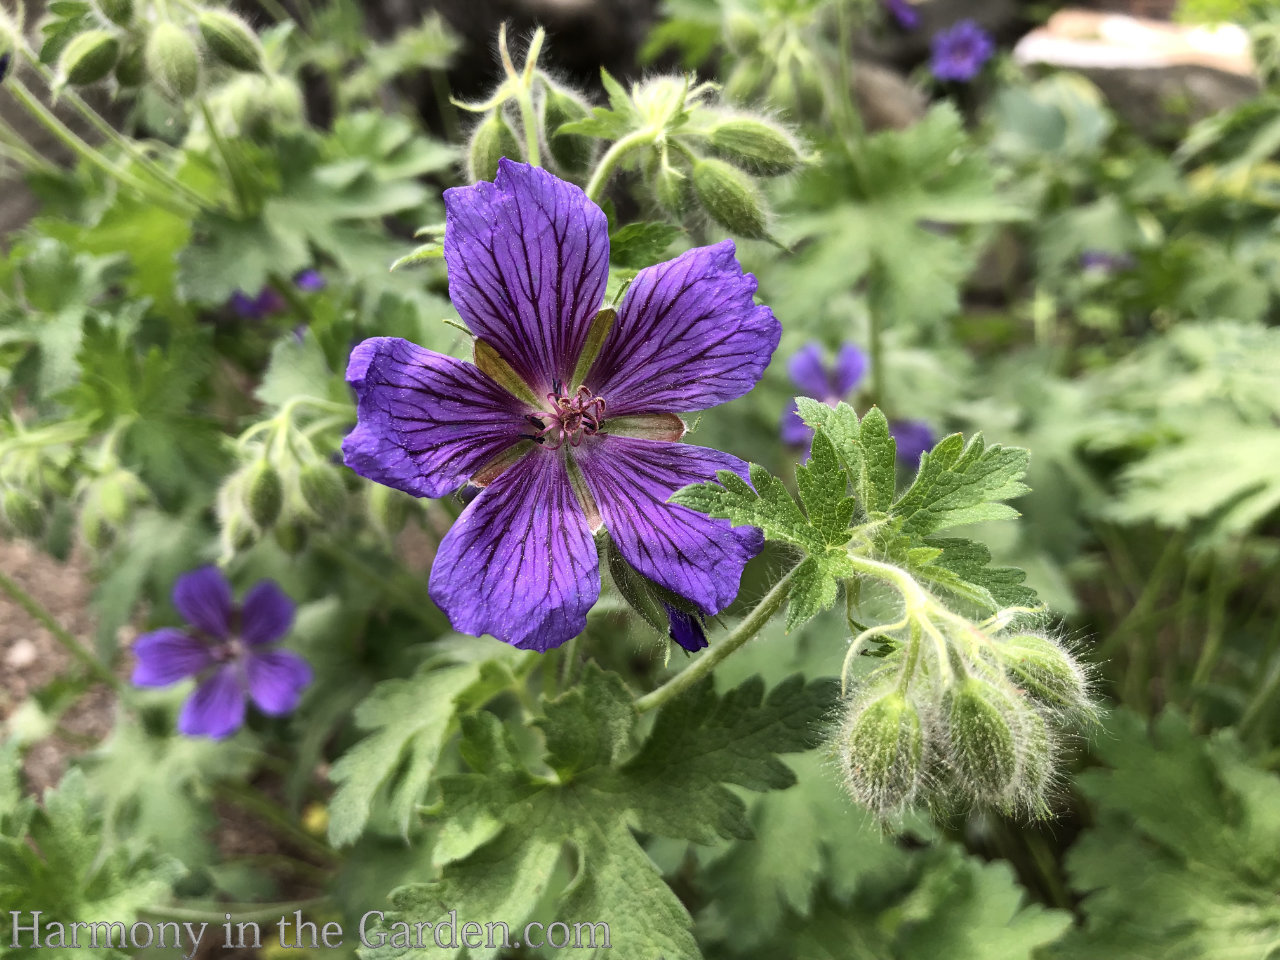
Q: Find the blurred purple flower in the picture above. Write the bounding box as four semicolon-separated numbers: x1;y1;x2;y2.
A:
132;567;312;739
780;342;935;467
294;269;327;292
343;160;778;652
1079;250;1135;274
883;0;920;30
229;287;286;320
889;419;936;467
931;20;995;82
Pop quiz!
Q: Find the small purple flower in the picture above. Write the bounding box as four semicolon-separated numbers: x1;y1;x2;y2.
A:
883;0;919;30
931;20;995;82
780;342;935;467
343;160;779;652
229;287;287;320
294;269;327;292
1079;250;1135;274
889;419;936;467
131;567;312;739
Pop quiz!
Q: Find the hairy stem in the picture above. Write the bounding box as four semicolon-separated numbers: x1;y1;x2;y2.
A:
635;566;797;714
584;129;656;204
0;568;126;694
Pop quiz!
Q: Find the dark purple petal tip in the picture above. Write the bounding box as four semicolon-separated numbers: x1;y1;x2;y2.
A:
664;604;708;652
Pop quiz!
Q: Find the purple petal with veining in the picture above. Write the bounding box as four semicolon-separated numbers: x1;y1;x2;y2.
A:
132;628;214;686
584;240;781;416
240;580;296;647
577;436;762;616
428;448;600;651
343;337;530;499
245;650;312;715
443;159;609;396
172;566;234;639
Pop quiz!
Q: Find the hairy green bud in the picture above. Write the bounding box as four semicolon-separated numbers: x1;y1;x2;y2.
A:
997;634;1091;719
840;689;924;815
653;160;693;216
2;488;45;539
543;86;594;175
114;41;144;86
368;483;414;537
146;22;201;100
298;462;346;517
725;12;761;54
95;0;133;27
946;679;1020;803
468;111;520;183
1015;706;1055;816
222;510;258;553
197;9;263;73
273;519;308;555
243;460;283;529
59;29;120;86
707;117;803;176
691;156;769;239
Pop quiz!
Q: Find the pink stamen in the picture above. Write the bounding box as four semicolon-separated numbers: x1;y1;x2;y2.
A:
531;385;606;450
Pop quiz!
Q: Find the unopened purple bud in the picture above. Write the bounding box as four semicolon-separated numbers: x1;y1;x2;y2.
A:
664;603;708;652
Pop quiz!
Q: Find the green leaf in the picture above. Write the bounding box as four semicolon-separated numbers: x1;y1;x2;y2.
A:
558;69;639;140
857;407;897;515
1056;710;1280;959
327;649;519;847
892;433;1030;536
365;669;830;960
255;328;349;410
608;221;684;269
796;431;857;545
795;398;862;479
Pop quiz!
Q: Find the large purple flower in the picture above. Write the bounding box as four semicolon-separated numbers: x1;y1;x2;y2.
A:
131;567;312;739
343;160;779;652
931;20;995;82
779;342;936;466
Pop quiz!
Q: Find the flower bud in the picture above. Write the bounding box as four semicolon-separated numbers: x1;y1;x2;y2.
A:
243;460;282;528
114;41;144;86
1014;706;1055;816
298;462;345;517
367;483;413;537
146;21;201;100
707;117;803;176
95;0;133;27
724;59;767;103
691;156;769;239
273;519;308;555
725;12;761;54
468;111;520;184
653;161;693;216
58;29;120;86
222;510;258;553
2;488;45;538
996;634;1091;719
946;678;1020;803
840;689;924;815
78;504;115;551
196;9;263;73
543;87;594;175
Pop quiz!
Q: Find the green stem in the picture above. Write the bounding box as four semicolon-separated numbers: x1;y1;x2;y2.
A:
635;566;797;714
0;568;126;694
200;99;249;216
584;129;657;204
5;78;189;215
867;273;887;408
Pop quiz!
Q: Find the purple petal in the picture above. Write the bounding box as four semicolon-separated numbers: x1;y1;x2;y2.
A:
584;240;782;417
931;20;995;82
577;437;763;616
787;343;833;398
780;399;817;448
240;580;296;646
172;566;233;639
177;666;246;739
245;650;312;715
428;449;600;651
254;288;287;317
294;269;326;292
831;344;869;398
343;337;531;499
131;628;214;687
890;419;936;466
229;291;261;319
664;604;708;652
443;159;609;397
884;0;919;29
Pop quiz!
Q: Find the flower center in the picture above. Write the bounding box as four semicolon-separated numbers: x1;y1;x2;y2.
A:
212;636;245;663
525;382;606;450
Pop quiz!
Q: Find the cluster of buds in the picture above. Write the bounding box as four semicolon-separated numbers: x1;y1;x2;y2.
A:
836;561;1098;819
43;0;285;111
0;418;88;542
75;465;150;551
720;0;831;118
461;26;804;240
218;401;351;558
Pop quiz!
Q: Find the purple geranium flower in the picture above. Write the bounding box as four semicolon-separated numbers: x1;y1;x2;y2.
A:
883;0;920;30
931;20;995;82
229;287;287;320
131;567;312;739
779;341;936;466
294;268;327;292
343;159;779;652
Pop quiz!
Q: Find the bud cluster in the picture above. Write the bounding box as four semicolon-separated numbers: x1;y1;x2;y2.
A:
720;0;830;118
42;0;274;109
460;26;804;240
76;465;150;551
836;587;1097;820
219;406;351;559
